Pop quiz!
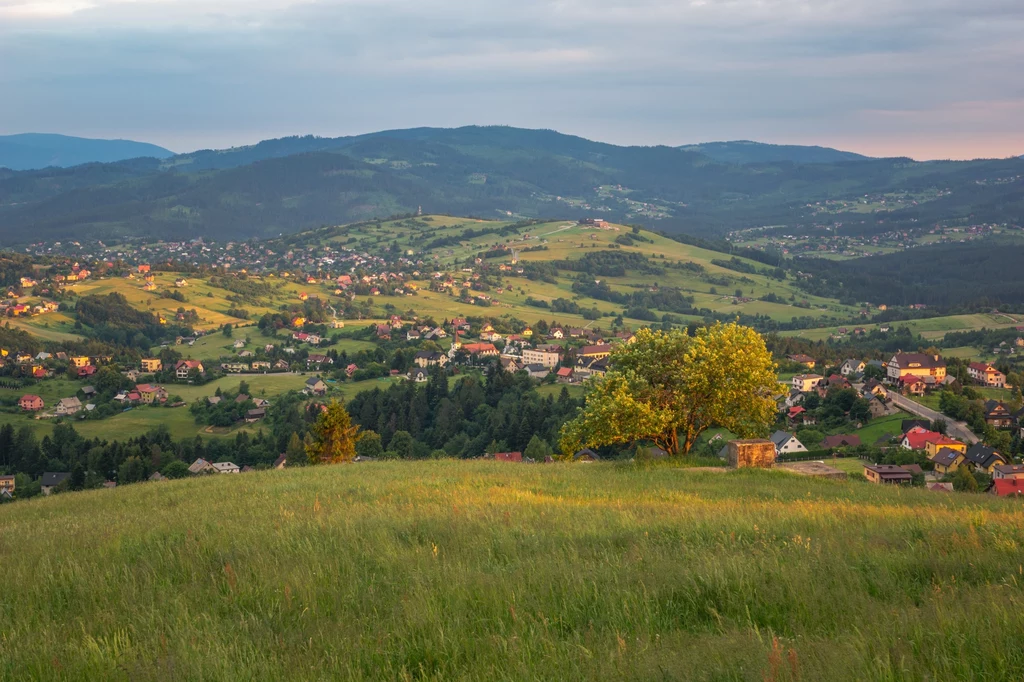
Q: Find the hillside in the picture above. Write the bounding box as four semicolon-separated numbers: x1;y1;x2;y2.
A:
0;133;173;171
2;461;1022;680
1;126;1021;244
679;140;871;164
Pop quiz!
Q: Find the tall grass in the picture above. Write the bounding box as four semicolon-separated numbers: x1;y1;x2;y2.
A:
1;461;1023;680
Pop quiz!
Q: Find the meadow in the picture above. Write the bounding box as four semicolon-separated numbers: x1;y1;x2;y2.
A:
1;461;1023;681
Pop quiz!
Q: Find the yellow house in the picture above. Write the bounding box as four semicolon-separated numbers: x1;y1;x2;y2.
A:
70;356;90;368
886;353;946;382
924;437;967;458
791;374;823;392
522;327;533;338
930;448;965;475
141;358;163;372
292;316;306;328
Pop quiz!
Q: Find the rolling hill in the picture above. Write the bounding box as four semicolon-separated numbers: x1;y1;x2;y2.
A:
2;461;1023;680
679;140;871;164
0;133;173;171
0;126;1021;245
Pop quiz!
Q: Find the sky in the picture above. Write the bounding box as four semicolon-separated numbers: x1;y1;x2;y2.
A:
1;0;1023;160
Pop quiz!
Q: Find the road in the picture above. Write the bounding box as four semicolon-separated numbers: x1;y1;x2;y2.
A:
886;390;979;444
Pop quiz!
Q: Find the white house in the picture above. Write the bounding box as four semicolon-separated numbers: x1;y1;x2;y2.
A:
840;359;866;377
212;462;240;474
770;431;807;455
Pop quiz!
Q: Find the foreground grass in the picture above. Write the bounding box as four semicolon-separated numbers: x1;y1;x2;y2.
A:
1;462;1023;680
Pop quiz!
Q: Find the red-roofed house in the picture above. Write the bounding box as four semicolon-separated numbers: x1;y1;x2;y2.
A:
968;362;1006;387
555;366;575;383
492;451;522;462
175;360;204;379
991;479;1024;497
19;394;44;411
462;343;499;357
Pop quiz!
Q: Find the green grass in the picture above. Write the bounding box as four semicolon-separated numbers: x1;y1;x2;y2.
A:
2;461;1024;680
853;412;909;446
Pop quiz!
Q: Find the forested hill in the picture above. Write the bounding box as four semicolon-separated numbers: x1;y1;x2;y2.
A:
0;133;173;171
0;126;1021;245
678;140;871;164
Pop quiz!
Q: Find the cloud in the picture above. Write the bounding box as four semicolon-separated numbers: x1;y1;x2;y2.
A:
0;0;1022;159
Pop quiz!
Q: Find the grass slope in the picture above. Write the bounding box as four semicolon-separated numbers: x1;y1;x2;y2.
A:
2;461;1023;680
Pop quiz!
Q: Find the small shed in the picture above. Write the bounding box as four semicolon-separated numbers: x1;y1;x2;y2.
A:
725;439;776;469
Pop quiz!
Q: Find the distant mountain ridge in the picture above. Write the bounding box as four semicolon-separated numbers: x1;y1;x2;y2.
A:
0;133;174;171
678;140;871;164
0;125;1020;245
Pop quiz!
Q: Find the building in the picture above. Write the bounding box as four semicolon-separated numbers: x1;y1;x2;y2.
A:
983;401;1014;429
55;397;82;416
461;343;499;357
555;367;576;383
886;353;946;383
821;434;861;450
967;362;1006;387
769;431;807;456
0;475;14;495
408;368;429;383
492;451;523;462
135;384;167;404
212;462;240;474
863;464;913;485
929;447;966;475
304;377;327;396
963;443;1009;474
245;408;266;422
990;479;1024;497
141;358;163;373
578;344;613;360
413;351;448;368
521;348;561;368
923;436;966;458
992;464;1024;480
41;472;71;495
839;359;866;377
70;356;91;368
524;363;550;379
18;394;44;411
791;374;823;392
175;360;204;379
188;458;216;475
787;354;816;369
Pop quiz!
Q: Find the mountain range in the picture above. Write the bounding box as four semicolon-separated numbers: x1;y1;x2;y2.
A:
0;133;174;171
0;126;1021;245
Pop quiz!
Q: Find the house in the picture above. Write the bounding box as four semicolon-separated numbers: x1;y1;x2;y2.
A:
791;374;823;392
0;475;15;495
522;348;561;368
866;396;889;419
500;356;522;373
188;458;216;475
75;364;97;379
983;400;1014;429
406;329;421;341
923;435;965;458
524;363;550;379
548;327;565;339
461;343;499;357
839;359;866;377
307;354;332;367
70;356;90;368
821;434;861;450
274;359;290;370
787;354;816;369
898;375;929;396
40;471;71;495
207;396;222;406
212;462;240;474
886;353;946;383
930;447;966;475
408;368;429;383
375;324;392;340
175;359;204;379
233;339;246;349
992;464;1024;480
963;443;1008;474
304;377;327;396
413;351;447;368
175;278;188;287
81;386;96;398
273;454;288;469
555;366;575;383
572;448;600;462
245;408;266;422
927;482;954;492
861;379;887;398
18;394;44;411
863;464;913;485
149;472;167;482
968;362;1006;387
250;361;271;371
135;384;168;404
991;479;1024;497
901;426;946;451
141;358;163;373
769;431;807;456
492;451;523;462
578;344;612;360
55;397;82;415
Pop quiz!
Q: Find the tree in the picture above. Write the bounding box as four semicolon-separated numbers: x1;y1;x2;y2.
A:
931;419;948;435
284;432;306;466
355;430;384;459
559;324;779;456
305;400;361;464
386;430;414;459
524;434;553;461
952;465;979;492
118;456;147;484
862;364;886;381
161;460;190;479
222;323;233;337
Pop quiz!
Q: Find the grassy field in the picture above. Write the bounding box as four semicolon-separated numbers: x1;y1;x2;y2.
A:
2;461;1024;680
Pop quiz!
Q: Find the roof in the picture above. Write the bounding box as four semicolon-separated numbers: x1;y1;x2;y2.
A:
930;448;964;467
902;427;949;450
556;367;573;377
212;462;239;472
864;464;913;479
992;479;1024;497
305;376;325;386
993;464;1024;476
770;430;796;447
822;434;861;449
969;362;996;372
580;344;612;355
188;458;212;474
965;443;1006;469
41;472;71;487
890;353;945;369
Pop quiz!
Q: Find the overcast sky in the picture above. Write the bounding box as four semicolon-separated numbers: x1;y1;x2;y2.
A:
1;0;1022;160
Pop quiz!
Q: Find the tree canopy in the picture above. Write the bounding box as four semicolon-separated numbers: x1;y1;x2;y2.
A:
559;323;779;456
305;400;361;464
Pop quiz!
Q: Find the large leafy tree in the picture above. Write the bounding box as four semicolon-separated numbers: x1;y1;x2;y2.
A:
305;400;361;464
559;323;779;456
